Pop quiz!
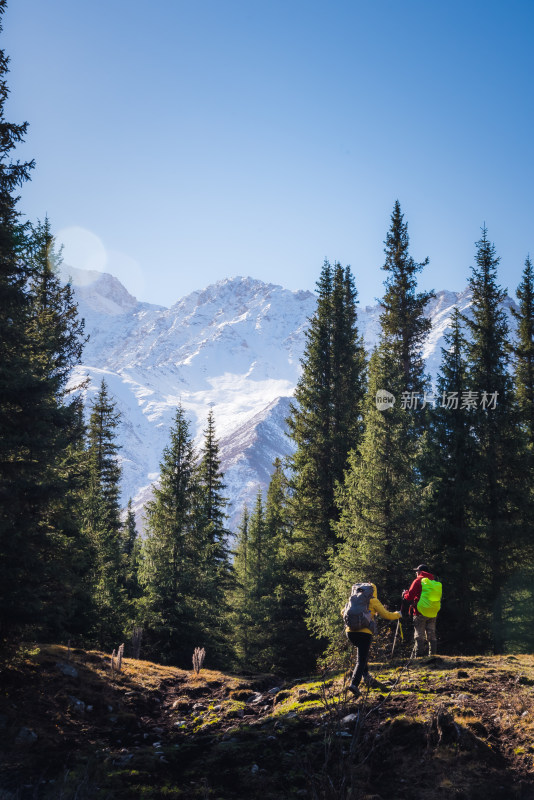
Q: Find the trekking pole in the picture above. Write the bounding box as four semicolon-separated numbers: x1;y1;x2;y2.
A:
391;619;402;658
391;590;406;658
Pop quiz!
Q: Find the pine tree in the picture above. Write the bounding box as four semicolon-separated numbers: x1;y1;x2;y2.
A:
420;308;477;650
511;256;534;450
84;379;126;647
194;409;232;666
331;265;367;475
0;0;40;641
313;341;416;641
139;405;201;665
121;498;142;608
196;410;229;565
310;205;434;648
508;257;534;646
463;228;527;653
288;260;333;569
23;218;90;639
229;489;278;670
263;459;316;674
241;489;270;669
229;505;252;666
122;498;138;560
287;259;366;570
380;200;434;398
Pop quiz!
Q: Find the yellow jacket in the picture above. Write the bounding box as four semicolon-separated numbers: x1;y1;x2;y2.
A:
342;583;401;635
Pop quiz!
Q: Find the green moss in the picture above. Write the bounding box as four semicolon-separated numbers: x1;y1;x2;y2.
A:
297;679;331;692
198;718;220;731
273;700;300;714
297;699;322;710
273;690;291;704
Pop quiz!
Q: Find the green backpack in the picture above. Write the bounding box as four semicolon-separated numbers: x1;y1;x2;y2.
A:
417;578;442;618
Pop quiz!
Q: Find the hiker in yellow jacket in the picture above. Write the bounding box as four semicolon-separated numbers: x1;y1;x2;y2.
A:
342;582;401;698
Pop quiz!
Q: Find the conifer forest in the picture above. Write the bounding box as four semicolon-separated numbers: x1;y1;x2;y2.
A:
1;0;533;682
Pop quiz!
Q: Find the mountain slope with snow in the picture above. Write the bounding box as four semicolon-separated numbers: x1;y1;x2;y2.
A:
65;267;518;530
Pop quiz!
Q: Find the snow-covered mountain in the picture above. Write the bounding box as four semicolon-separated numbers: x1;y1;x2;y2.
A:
64;266;518;531
65;268;316;530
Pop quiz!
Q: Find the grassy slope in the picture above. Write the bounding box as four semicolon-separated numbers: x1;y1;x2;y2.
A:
0;645;533;799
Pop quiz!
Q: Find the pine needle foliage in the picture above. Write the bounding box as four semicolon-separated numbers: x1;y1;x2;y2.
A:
287;260;366;573
0;18;89;644
419;308;478;651
0;0;40;641
193;409;233;667
230;490;277;670
309;341;417;643
121;498;142;608
463;228;529;653
511;256;534;450
84;380;127;647
23;219;90;640
380;200;434;397
139;405;199;664
309;203;433;647
140;406;232;668
509;256;534;581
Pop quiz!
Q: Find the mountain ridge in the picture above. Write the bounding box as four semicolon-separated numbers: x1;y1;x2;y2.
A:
63;267;518;530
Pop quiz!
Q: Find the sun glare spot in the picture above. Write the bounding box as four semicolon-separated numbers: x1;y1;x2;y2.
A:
57;226;107;278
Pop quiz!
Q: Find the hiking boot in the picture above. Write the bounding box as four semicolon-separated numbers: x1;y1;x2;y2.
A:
347;684;361;698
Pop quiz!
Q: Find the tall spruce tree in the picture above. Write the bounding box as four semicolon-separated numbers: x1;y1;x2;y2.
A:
511;256;534;450
193;409;232;666
310;204;434;647
229;489;279;671
509;256;534;633
380;200;434;398
263;459;316;674
420;308;477;650
84;379;126;647
139;405;199;664
196;410;230;568
140;406;233;667
229;505;251;666
122;498;138;560
0;0;40;641
24;218;90;639
309;341;415;645
287;260;366;570
463;228;527;653
121;498;142;609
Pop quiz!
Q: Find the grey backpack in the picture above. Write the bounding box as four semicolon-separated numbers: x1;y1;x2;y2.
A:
342;583;375;631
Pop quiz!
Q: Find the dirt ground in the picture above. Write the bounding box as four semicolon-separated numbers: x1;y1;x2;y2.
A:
1;645;533;799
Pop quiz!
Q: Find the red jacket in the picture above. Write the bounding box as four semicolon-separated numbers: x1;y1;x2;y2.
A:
403;571;435;616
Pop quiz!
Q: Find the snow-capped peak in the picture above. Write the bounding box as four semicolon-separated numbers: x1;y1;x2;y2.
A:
61;264;138;315
66;268;518;531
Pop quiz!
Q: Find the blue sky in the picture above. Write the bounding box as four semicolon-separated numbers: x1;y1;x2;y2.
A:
4;0;534;307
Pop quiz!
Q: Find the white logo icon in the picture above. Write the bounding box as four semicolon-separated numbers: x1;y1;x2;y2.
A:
376;389;395;411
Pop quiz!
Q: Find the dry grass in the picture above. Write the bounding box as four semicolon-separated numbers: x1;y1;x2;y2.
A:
1;645;533;799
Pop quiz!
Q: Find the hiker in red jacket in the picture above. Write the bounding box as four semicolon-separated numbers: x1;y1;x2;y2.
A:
403;564;440;657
